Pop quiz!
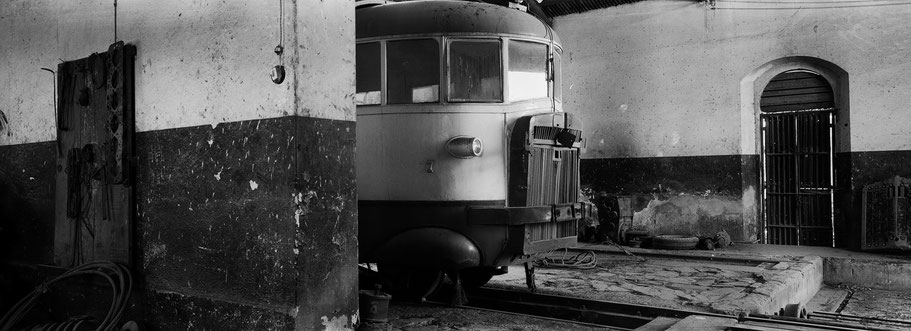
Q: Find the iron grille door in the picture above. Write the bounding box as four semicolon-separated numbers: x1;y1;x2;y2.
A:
761;109;835;246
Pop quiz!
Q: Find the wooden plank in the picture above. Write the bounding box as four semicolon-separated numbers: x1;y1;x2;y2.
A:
761;86;832;98
53;43;133;268
761;92;834;107
761;102;834;113
764;77;828;91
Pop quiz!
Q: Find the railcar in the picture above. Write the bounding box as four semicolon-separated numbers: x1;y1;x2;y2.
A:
356;0;586;298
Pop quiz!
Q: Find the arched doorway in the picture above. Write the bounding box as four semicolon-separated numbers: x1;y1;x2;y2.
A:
760;70;835;246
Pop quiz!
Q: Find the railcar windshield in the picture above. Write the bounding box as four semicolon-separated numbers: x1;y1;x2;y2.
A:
355;37;561;107
508;40;548;102
449;40;503;103
356;42;381;106
387;39;440;104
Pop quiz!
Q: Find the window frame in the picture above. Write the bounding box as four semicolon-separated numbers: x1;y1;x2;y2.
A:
505;38;552;103
355;41;384;106
446;37;504;104
354;35;562;109
385;37;443;105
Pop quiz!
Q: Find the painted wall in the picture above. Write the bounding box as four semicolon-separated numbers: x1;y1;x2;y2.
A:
556;0;911;244
0;0;357;330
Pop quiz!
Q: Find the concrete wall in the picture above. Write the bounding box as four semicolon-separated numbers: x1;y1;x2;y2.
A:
557;1;911;245
0;0;357;330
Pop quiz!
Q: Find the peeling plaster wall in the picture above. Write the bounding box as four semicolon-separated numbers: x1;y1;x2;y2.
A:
0;0;353;145
556;0;911;158
0;0;356;330
557;1;911;243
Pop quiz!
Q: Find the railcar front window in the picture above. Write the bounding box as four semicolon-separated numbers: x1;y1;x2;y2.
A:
508;40;548;102
449;40;502;103
356;42;381;105
387;39;440;104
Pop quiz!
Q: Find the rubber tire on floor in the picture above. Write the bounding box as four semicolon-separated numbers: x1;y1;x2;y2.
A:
652;235;699;250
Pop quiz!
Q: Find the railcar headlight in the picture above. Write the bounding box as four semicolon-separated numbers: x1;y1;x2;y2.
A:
447;136;483;158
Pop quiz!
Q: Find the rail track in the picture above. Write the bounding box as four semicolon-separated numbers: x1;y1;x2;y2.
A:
362;265;909;330
457;287;903;331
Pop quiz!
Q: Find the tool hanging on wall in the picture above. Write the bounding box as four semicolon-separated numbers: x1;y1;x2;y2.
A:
271;0;286;84
54;41;135;268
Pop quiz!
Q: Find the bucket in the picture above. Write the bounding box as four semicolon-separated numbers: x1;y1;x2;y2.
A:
359;290;392;323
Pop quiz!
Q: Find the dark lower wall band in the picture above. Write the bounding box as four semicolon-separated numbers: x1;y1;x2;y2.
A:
581;151;911;248
0;115;358;330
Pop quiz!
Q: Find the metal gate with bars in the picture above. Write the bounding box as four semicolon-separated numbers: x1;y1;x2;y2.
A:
761;108;835;246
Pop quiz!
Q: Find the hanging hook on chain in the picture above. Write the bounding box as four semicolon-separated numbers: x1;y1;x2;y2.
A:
271;0;286;84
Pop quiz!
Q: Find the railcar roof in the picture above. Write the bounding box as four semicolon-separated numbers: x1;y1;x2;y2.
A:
356;0;560;45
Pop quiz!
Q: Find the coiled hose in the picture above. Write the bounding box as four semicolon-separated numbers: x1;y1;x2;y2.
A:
536;248;599;270
0;261;132;331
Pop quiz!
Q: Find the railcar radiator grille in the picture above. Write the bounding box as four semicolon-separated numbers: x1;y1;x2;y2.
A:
526;147;580;206
533;127;581;141
527;219;579;242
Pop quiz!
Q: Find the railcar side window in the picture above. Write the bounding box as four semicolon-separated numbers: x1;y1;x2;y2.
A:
449;40;502;102
508;40;548;102
387;39;440;104
554;50;562;101
356;42;381;105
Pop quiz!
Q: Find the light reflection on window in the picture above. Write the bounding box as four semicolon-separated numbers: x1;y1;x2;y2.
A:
508;40;548;102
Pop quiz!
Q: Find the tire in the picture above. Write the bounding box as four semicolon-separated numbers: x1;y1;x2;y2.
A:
652;235;699;250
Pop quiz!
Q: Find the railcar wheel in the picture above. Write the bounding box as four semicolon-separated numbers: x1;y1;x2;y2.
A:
378;264;443;300
459;267;497;290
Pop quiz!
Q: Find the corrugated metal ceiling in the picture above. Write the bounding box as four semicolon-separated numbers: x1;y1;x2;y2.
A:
540;0;649;17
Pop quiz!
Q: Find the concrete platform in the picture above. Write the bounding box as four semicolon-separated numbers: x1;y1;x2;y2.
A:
577;242;911;328
489;245;822;316
577;243;911;290
365;243;911;330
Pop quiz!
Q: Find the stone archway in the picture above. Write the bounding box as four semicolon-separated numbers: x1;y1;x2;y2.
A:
740;57;850;247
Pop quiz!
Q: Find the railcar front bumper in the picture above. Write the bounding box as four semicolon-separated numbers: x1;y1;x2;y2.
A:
468;202;591;264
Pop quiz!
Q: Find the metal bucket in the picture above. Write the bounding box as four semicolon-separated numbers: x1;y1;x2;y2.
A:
359;290;392;323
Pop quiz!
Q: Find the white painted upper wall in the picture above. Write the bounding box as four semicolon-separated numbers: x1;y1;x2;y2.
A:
555;0;911;158
0;0;354;146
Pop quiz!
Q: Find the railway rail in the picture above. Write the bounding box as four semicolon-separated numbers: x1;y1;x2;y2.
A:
363;264;910;330
457;287;903;331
